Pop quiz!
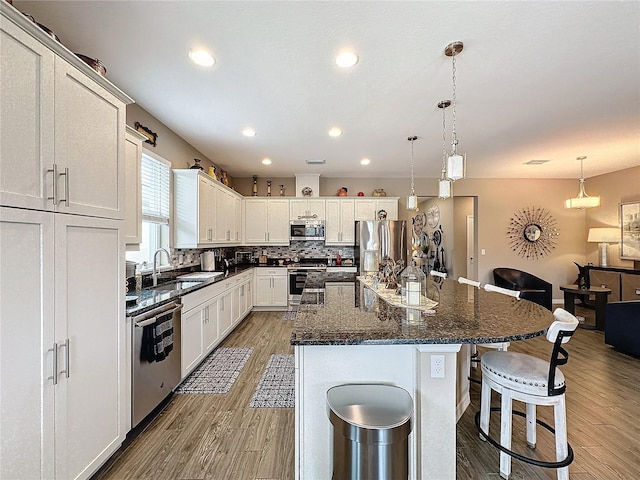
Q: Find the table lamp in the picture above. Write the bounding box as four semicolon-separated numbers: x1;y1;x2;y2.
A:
587;227;620;267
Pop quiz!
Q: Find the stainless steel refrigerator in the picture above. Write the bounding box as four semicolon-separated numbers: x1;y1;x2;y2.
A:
354;220;407;275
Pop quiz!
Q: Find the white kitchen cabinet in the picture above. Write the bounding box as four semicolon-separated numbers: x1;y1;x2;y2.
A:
1;9;130;219
244;198;290;245
325;198;355;245
233;272;254;323
124;126;146;246
217;291;234;339
354;197;399;221
175;169;243;247
254;267;288;308
289;198;325;220
181;303;206;377
1;207;126;480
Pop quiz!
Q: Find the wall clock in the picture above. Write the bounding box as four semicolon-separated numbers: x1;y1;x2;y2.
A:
426;204;440;228
507;206;559;260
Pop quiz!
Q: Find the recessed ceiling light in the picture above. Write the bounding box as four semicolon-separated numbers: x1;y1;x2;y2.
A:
262;158;272;165
242;128;256;137
336;51;359;68
360;158;371;165
328;127;343;137
189;49;215;67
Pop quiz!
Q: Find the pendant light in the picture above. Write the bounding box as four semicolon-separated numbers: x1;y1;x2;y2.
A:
438;100;452;199
445;41;466;181
406;135;418;210
565;156;600;209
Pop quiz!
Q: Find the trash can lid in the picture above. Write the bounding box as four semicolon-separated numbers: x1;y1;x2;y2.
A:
327;384;413;429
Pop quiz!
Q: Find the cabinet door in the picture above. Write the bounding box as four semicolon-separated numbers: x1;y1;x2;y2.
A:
340;199;355;244
0;20;55;212
202;301;219;353
0;208;55;480
290;199;308;220
325;199;341;244
376;199;398;220
621;273;640;302
307;198;326;220
267;199;290;244
218;292;234;339
198;176;216;244
254;274;273;306
181;306;204;378
53;214;125;480
355;199;376;221
272;274;289;307
244;199;268;244
124;128;143;245
234;195;242;243
54;58;125;219
214;187;228;242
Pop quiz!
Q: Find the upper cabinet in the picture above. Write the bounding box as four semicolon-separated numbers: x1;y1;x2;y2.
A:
325;198;355;245
174;169;243;248
244;198;290;245
0;11;131;219
124;126;146;246
354;198;399;221
290;198;325;220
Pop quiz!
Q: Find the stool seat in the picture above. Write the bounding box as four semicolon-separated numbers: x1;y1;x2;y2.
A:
482;351;565;396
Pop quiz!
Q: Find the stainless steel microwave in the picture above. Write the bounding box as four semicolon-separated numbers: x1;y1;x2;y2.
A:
290;220;325;241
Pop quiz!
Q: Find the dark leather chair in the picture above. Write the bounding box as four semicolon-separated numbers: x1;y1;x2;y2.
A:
605;301;640;357
492;268;552;310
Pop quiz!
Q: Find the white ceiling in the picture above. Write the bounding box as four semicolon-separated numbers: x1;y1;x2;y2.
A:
15;1;640;180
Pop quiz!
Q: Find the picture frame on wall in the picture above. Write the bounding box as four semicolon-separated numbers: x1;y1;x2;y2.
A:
620;201;640;260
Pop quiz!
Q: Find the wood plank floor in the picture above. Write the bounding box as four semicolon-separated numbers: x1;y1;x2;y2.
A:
93;311;640;479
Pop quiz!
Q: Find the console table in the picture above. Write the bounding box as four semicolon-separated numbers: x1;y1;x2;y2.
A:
560;284;612;330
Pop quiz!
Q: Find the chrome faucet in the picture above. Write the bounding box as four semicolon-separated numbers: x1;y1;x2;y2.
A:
152;248;170;286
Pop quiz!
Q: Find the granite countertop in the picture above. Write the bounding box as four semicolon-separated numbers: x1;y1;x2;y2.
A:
126;265;254;317
290;273;553;346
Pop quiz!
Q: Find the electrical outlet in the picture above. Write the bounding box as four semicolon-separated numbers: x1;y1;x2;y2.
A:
431;354;445;378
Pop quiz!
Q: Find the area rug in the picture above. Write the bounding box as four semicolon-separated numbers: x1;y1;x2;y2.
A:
175;347;253;394
282;310;297;321
249;354;295;408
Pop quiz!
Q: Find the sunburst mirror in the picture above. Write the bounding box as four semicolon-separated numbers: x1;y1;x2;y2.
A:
507;206;559;259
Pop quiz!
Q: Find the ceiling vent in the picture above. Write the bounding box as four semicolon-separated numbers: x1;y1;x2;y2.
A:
305;159;326;165
523;159;550;165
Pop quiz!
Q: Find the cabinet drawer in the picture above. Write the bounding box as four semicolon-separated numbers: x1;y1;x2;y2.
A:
589;271;620;301
621;273;640;301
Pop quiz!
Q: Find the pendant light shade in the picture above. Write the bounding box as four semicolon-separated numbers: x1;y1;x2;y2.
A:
438;178;452;199
445;41;466;182
406;135;419;210
565;156;600;209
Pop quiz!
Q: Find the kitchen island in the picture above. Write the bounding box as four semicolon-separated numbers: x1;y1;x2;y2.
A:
290;273;553;479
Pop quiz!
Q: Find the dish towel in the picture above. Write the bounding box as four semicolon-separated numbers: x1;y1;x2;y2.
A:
141;315;174;363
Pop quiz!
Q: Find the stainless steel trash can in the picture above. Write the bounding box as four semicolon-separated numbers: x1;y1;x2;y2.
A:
327;383;413;480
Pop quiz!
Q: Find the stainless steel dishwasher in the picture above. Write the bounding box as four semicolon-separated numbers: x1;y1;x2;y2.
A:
131;300;182;427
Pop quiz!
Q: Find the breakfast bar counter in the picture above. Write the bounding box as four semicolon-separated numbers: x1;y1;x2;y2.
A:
290;273;553;479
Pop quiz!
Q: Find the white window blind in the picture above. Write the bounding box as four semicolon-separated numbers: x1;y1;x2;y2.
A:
141;153;170;224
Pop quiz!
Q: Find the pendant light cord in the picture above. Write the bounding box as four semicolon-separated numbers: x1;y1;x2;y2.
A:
441;105;447;179
451;52;458;153
408;135;417;195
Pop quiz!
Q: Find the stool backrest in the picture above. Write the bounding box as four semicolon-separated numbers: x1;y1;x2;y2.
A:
430;270;447;279
458;277;481;288
546;308;579;396
484;283;520;298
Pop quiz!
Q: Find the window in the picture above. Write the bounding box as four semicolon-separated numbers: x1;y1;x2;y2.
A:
126;150;171;270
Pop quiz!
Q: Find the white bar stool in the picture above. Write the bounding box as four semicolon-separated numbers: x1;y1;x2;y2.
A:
484;283;521;298
476;308;579;479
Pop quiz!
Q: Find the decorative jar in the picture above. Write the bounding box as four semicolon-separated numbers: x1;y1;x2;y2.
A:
401;264;426;306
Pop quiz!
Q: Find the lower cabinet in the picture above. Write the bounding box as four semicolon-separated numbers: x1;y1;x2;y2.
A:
254;267;288;308
180;270;254;379
0;207;126;480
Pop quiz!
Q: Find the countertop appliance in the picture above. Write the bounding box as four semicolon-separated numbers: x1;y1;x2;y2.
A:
287;258;328;306
355;220;407;275
201;251;216;271
131;300;182;428
290;220;325;241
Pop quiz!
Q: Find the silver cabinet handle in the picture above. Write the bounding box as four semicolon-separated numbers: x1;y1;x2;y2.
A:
47;164;59;206
59;338;70;378
48;342;58;385
59;168;70;207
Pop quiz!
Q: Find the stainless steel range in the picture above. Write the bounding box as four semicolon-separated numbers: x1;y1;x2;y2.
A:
288;259;327;307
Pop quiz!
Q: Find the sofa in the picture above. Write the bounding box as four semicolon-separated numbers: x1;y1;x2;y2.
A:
493;267;553;310
605;301;640;357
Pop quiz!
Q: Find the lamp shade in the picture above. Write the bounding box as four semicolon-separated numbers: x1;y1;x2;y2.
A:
565;196;600;209
587;228;619;243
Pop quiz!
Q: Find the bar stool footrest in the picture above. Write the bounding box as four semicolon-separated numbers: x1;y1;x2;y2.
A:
474;408;574;469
